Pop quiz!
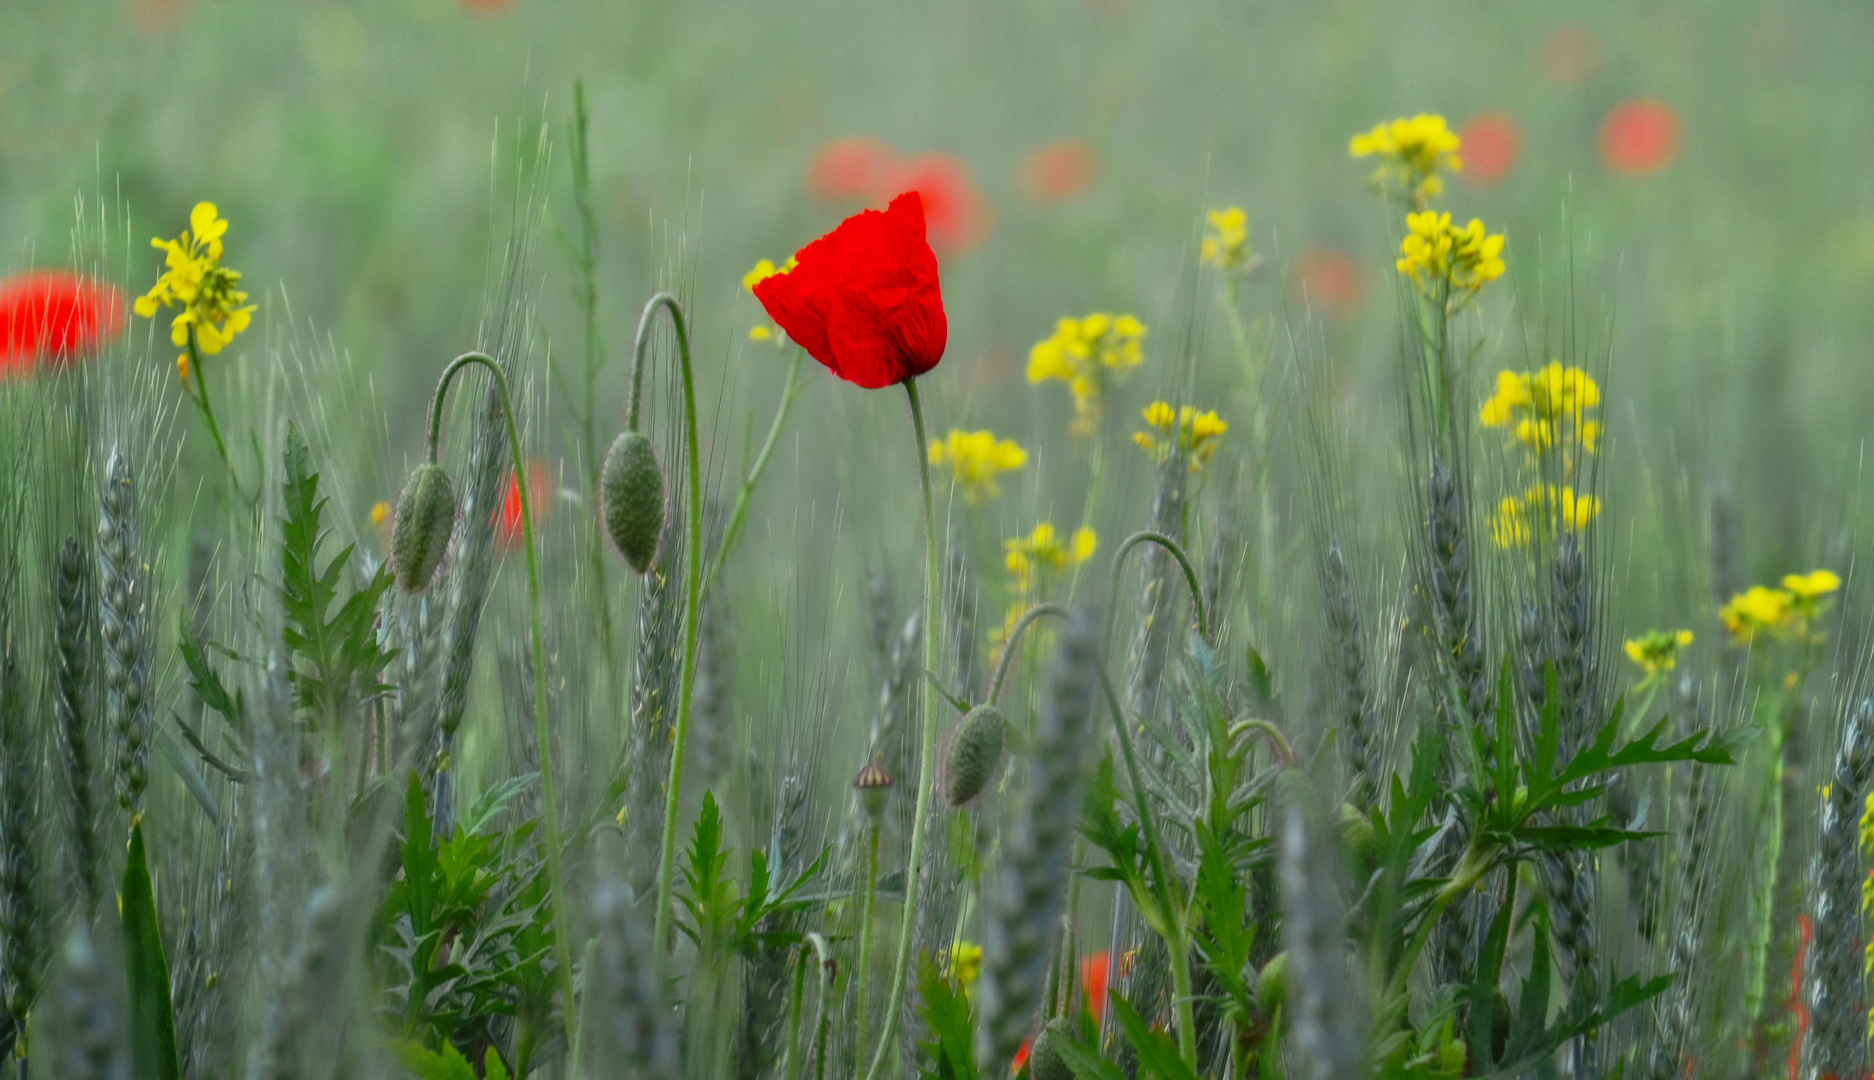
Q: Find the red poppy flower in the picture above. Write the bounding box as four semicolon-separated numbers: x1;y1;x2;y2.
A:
806;137;898;203
1081;950;1111;1014
1539;25;1601;89
1011;1038;1032;1074
494;461;550;551
459;0;516;13
1289;245;1365;322
879;153;990;255
0;271;123;375
1020;139;1101;203
752;192;947;390
1458;112;1520;187
1599;98;1679;176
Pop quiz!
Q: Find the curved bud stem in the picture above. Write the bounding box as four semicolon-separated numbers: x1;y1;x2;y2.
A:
637;293;708;969
1101;530;1212;659
424;350;577;1049
987;603;1072;706
1227;716;1297;769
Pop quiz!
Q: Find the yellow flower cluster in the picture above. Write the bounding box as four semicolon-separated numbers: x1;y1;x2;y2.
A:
1200;207;1255;274
1396;210;1506;303
1131;401;1227;471
134;202;256;380
1005;522;1097;595
1349;114;1463;209
1479;363;1603;456
929;429;1027;503
743;257;796;344
1488;484;1601;548
1718;570;1840;645
950;941;983;990
1027;313;1148;433
1623;629;1693;678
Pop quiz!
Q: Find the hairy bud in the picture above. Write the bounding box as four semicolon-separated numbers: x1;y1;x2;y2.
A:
602;430;666;574
392;462;456;593
943;704;1007;807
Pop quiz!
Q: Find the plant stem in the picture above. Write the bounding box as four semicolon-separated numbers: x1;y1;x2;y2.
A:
1100;530;1211;654
701;346;805;600
783;946;809;1080
861;376;939;1080
808;933;837;1080
1385;842;1494;1003
185;335;232;471
425;351;578;1052
1089;656;1197;1067
987;602;1071;705
854;815;882;1074
643;293;707;965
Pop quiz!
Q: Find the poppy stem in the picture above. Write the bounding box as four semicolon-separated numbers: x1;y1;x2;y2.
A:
646;293;707;971
853;814;882;1075
701;344;805;601
1099;530;1211;658
425;350;578;1053
863;376;939;1080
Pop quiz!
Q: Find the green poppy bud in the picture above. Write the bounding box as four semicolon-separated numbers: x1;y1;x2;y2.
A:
601;430;665;574
1028;1018;1075;1080
1336;802;1378;868
1255;951;1288;1015
852;760;894;820
391;462;456;593
942;704;1007;807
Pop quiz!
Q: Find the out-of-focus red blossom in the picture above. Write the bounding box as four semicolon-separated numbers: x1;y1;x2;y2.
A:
1011;1039;1032;1074
1080;951;1111;1014
881;154;990;255
1458;112;1520;187
1539;24;1601;88
1289;246;1365;322
753;192;948;390
494;461;550;551
1020;139;1101;203
459;0;517;14
1599;98;1679;176
0;271;123;376
806;137;897;202
131;0;186;36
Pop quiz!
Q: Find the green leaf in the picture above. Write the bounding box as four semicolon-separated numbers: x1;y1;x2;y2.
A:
393;1039;479;1080
1109;995;1199;1080
914;950;978;1080
122;821;181;1080
1048;1028;1131;1080
483;1047;512;1080
178;616;244;731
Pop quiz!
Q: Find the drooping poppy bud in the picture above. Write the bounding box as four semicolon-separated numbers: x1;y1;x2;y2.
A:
391;463;457;593
942;704;1006;807
1256;951;1288;1014
601;429;665;573
1028;1019;1075;1080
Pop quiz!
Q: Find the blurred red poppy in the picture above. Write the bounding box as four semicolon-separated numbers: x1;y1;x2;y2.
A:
1459;112;1520;187
1289;246;1365;322
131;0;186;36
1599;99;1679;176
806;137;897;202
1081;950;1111;1014
0;271;123;376
1539;24;1601;89
459;0;516;14
754;192;947;389
1012;1039;1032;1073
880;153;990;255
1020;139;1101;203
495;461;550;551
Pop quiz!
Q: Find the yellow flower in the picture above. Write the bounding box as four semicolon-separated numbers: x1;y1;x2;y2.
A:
950;941;983;989
1624;628;1694;678
1783;569;1841;602
1480;363;1602;459
134;202;255;373
1349;114;1463;209
743;257;796;346
929;429;1028;503
370;501;391;527
1200;207;1255;273
1027;313;1148;434
1396;211;1505;305
1005;523;1098;594
1488;484;1601;548
1132;401;1228;471
1719;585;1794;644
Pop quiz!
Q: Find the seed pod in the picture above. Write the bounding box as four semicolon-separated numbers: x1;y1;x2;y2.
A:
1028;1018;1075;1080
602;430;665;574
392;463;457;593
852;759;895;820
943;704;1007;807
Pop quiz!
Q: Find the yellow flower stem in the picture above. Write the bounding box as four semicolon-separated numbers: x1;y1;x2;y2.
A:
862;376;939;1080
424;351;577;1053
645;294;707;972
853;814;882;1076
701;345;806;601
186;334;234;477
1067;437;1105;601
